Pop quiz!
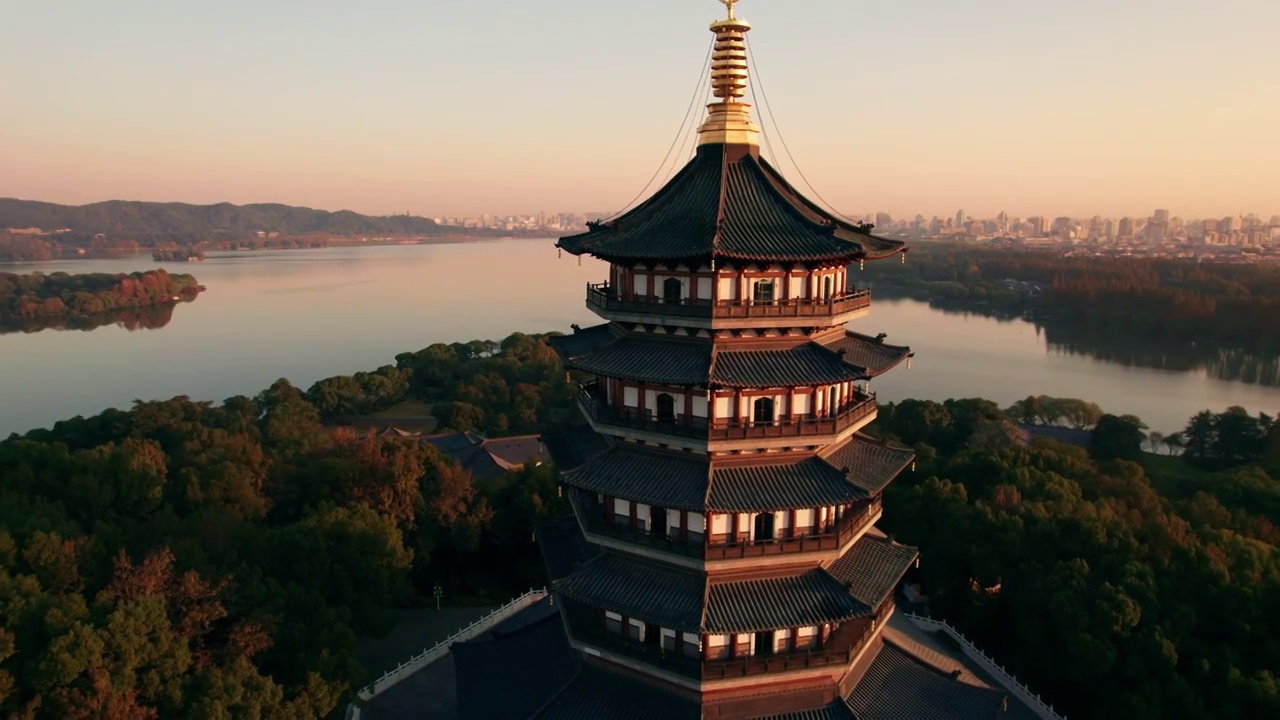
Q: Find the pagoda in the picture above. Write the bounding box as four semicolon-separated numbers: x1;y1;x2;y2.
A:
442;2;1052;718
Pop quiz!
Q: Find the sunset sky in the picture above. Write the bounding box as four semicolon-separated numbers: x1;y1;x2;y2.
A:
2;0;1276;220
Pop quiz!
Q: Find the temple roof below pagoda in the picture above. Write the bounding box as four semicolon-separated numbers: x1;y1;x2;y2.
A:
561;435;913;513
549;324;911;388
844;637;1009;720
554;534;917;634
556;144;905;264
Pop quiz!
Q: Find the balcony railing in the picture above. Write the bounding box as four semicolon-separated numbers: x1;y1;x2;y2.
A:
703;498;881;561
706;393;878;442
702;619;877;681
562;600;882;682
585;282;871;321
586;282;712;319
576;383;709;439
577;382;877;444
571;489;881;563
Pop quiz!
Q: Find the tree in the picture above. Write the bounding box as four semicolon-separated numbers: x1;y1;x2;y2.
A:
1147;431;1164;454
1090;414;1146;463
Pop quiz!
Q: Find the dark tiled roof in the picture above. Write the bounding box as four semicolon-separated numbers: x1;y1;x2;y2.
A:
536;666;700;720
552;328;896;389
711;344;866;388
844;640;1007;720
827;535;919;610
822;435;916;496
453;600;577;720
546;323;618;361
536;515;600;583
557;144;905;264
562;446;709;511
822;331;913;378
422;431;551;481
707;571;872;633
562;446;878;512
540;426;612;472
554;553;705;632
709;458;870;511
564;334;711;386
757;704;855;720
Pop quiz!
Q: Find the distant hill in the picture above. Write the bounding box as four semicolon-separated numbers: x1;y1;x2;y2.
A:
0;198;492;240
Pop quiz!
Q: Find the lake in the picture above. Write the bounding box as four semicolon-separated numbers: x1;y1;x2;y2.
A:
3;240;1278;437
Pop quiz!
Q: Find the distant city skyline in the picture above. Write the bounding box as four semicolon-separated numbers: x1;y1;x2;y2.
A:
2;0;1278;219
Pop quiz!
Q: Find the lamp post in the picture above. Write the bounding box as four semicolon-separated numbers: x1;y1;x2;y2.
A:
434;583;443;611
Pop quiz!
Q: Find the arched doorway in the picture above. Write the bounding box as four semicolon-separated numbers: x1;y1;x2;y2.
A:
663;277;683;304
752;397;775;425
753;512;775;542
656;393;676;423
651;506;668;539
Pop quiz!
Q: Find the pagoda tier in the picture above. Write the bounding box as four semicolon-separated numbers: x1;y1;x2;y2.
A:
557;144;905;266
563;437;913;513
552;533;919;686
549;323;912;387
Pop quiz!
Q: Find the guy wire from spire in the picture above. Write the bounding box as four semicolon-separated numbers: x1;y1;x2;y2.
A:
603;37;715;222
663;48;713;188
744;34;862;226
665;61;716;181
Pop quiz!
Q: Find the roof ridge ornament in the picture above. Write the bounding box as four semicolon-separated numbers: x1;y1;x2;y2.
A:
698;1;761;148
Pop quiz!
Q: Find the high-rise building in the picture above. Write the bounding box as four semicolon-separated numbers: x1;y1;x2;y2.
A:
1027;216;1047;236
1118;217;1135;237
1221;216;1238;233
1153;208;1170;224
875;212;893;230
955;209;966;227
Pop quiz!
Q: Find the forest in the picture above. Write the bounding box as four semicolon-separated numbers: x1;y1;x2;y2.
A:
1;332;1277;718
861;244;1280;350
0;199;531;254
0;271;202;324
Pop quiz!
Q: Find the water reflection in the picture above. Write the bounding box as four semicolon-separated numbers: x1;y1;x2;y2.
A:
1044;325;1280;387
0;300;189;335
871;287;1280;388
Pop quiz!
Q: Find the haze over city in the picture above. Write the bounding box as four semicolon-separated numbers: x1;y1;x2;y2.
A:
2;0;1277;219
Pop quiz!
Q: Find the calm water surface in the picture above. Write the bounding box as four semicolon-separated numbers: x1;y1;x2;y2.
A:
2;241;1277;436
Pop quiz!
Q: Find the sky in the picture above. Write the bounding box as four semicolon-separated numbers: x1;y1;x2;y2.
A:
2;0;1277;221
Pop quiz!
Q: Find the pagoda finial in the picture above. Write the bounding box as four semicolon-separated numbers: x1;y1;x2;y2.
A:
698;0;761;148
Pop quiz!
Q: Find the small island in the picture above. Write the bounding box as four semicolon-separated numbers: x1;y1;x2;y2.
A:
0;268;204;332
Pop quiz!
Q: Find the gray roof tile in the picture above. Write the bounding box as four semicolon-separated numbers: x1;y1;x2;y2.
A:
554;553;705;632
560;442;909;512
827;535;919;610
561;446;709;511
706;571;872;633
711;344;866;388
844;640;1007;720
565;334;712;386
822;331;913;377
557;145;905;264
709;458;871;511
822;435;916;496
551;325;901;389
536;666;699;720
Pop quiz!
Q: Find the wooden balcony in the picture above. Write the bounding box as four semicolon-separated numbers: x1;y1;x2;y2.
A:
576;382;877;445
706;393;878;442
701;616;878;681
562;600;883;683
585;282;871;323
571;490;881;564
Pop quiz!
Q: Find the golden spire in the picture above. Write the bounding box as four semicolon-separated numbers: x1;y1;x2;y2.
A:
698;0;761;148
